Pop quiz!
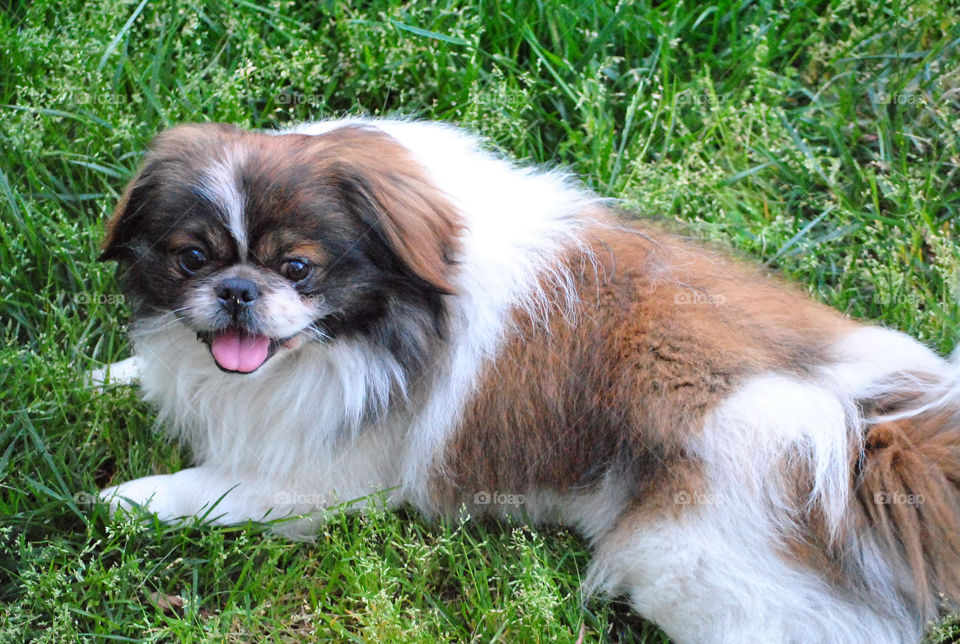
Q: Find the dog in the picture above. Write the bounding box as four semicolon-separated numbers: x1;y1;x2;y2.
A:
92;118;960;643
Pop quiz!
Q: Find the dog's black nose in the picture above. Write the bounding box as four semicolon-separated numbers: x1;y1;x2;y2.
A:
216;278;259;312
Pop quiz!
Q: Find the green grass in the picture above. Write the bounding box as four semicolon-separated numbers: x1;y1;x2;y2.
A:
2;0;959;640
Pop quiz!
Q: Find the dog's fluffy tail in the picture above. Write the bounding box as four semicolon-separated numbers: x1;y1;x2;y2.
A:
852;367;960;625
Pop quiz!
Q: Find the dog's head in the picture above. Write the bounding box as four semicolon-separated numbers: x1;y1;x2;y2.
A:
100;123;461;373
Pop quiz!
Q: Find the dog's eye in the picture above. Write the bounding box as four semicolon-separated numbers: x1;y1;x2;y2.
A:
177;248;207;274
280;259;311;282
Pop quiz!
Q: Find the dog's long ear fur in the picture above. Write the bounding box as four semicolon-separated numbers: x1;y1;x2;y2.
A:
98;167;151;263
322;127;463;294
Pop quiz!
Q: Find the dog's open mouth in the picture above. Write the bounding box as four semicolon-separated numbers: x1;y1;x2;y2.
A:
196;329;290;374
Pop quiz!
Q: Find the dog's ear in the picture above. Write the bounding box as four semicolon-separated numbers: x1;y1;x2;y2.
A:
323;127;463;294
98;166;151;263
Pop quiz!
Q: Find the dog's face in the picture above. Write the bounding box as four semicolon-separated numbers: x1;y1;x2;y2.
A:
100;123;461;373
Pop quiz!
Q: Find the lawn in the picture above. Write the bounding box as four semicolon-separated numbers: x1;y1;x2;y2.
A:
2;0;959;640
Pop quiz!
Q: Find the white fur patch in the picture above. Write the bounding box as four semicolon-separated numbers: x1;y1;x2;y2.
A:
700;374;855;539
511;473;629;543
201;147;248;260
830;326;960;422
588;514;914;643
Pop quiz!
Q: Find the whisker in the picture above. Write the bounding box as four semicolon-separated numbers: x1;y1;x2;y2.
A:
133;308;193;335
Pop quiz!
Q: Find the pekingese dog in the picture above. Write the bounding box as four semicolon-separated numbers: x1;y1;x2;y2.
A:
93;118;960;643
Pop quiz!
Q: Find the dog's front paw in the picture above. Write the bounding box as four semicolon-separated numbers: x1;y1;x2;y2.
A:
88;356;141;392
100;474;182;521
98;467;314;528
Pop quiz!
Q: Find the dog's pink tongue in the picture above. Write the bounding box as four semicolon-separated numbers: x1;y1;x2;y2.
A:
210;330;269;373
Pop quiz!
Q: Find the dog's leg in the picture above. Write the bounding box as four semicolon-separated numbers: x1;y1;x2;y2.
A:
586;510;912;644
98;467;378;535
88;356;141;390
584;365;930;643
100;467;287;523
99;450;399;536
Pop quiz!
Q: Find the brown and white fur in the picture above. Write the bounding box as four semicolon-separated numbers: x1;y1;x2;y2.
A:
93;118;960;643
